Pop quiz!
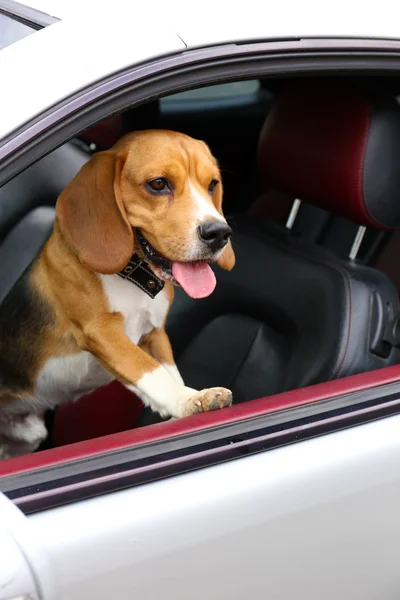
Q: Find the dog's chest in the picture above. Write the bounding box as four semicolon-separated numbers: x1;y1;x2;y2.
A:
99;274;169;342
18;276;170;414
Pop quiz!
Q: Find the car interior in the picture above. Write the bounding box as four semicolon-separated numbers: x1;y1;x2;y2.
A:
1;74;400;463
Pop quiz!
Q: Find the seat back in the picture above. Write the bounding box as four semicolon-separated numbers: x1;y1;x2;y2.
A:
0;143;90;301
166;79;400;405
167;217;399;402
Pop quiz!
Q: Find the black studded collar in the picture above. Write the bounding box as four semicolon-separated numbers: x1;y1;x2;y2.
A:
117;254;164;299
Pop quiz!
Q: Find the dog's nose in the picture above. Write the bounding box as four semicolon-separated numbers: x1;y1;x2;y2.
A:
197;220;232;252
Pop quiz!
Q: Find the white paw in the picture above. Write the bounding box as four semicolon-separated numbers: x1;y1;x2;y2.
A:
161;363;185;386
0;414;47;460
181;387;233;417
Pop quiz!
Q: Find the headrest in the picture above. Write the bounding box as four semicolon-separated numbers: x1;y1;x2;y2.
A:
81;115;124;150
258;79;400;229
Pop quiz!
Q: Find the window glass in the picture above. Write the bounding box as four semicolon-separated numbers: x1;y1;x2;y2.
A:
161;80;260;103
0;12;34;51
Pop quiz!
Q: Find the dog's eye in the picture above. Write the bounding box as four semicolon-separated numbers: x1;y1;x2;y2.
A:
146;178;171;194
208;179;219;195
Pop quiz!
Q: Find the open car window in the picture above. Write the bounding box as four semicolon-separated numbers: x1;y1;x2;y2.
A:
160;79;271;113
1;32;400;600
0;38;399;515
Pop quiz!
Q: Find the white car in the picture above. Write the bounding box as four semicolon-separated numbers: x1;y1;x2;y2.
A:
2;2;400;599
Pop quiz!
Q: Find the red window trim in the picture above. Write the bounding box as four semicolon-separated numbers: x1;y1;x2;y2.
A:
1;364;399;478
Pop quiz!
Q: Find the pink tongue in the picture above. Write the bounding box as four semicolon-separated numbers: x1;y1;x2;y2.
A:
172;262;216;299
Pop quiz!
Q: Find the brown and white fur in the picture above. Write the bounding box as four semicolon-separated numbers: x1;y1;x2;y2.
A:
0;130;235;459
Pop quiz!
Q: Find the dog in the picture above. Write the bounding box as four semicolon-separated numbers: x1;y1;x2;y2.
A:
0;130;235;459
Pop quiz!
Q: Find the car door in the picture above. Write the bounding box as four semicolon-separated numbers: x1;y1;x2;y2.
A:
2;10;400;598
0;492;56;600
2;371;400;600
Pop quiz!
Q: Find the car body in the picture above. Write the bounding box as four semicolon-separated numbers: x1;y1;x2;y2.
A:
2;2;400;599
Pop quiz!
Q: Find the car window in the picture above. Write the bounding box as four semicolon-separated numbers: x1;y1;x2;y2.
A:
160;80;262;111
164;80;260;101
0;12;34;51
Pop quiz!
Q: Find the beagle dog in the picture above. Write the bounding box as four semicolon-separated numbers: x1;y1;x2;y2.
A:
0;130;235;459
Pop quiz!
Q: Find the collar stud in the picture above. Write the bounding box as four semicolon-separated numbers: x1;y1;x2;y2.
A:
117;255;164;299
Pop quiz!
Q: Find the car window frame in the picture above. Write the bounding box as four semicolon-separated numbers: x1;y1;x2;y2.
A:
3;36;400;183
159;79;265;112
3;377;400;513
0;0;58;29
1;37;400;510
0;8;35;50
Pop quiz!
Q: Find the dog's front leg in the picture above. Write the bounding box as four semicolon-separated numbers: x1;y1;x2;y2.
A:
139;327;185;387
83;314;232;419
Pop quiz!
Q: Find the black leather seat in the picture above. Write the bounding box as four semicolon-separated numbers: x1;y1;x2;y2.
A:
167;216;399;393
138;79;400;426
0;142;89;301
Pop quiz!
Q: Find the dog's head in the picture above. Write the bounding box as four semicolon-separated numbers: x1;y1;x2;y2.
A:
56;130;235;298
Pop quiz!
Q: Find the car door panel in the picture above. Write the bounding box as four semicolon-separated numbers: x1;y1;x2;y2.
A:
0;493;56;600
1;28;400;598
28;413;400;599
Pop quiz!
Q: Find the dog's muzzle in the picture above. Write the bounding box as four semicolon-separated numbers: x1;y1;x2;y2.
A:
197;220;232;253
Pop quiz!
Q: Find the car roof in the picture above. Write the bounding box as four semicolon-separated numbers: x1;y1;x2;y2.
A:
16;0;400;46
0;6;184;141
1;0;400;142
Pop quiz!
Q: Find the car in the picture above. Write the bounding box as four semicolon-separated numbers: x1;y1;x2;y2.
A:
2;1;400;598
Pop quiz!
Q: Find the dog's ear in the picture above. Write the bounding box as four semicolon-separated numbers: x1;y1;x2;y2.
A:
217;239;235;271
56;151;133;274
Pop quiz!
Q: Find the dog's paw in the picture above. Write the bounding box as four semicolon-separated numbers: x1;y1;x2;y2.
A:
0;413;47;460
183;387;232;416
0;438;44;460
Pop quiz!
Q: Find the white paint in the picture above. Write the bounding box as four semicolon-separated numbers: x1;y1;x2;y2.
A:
0;10;184;140
0;528;40;600
3;0;400;142
0;492;57;600
29;412;400;600
14;0;400;61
